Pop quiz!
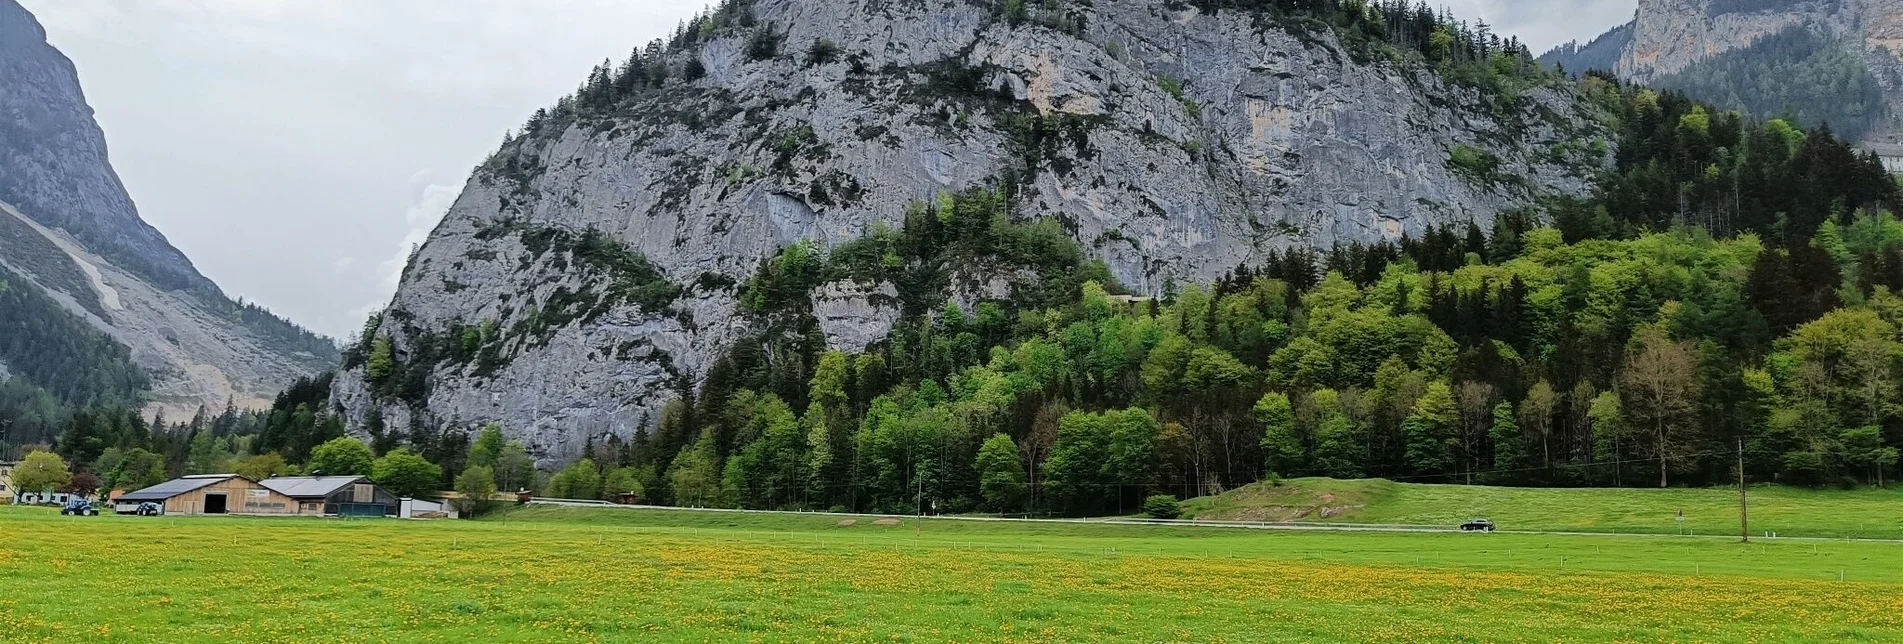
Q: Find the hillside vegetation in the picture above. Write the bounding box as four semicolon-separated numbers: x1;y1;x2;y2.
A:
1181;477;1903;538
1652;26;1887;142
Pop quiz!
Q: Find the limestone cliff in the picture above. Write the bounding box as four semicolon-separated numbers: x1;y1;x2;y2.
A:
334;0;1611;461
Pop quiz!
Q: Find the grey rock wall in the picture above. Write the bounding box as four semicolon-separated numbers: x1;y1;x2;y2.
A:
335;0;1610;463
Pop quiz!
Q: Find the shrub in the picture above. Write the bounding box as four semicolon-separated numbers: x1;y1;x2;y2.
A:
1143;494;1181;520
747;25;781;61
806;39;841;66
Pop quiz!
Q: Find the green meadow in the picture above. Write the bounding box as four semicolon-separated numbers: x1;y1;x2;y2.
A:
3;500;1902;642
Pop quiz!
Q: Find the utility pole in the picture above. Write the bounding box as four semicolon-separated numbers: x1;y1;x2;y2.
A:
1738;434;1748;543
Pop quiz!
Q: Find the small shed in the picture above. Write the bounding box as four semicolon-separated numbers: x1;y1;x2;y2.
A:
118;475;299;515
0;460;15;503
259;476;398;517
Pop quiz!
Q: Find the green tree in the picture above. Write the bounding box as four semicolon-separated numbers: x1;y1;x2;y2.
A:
1045;408;1157;513
452;465;499;517
1309;389;1364;479
1588;391;1630;486
1842;425;1900;486
548;459;603;500
469;424;505;468
601;467;644;502
1403;381;1458;477
186;432;226;475
724;394;807;509
668;433;722;507
371;448;443;498
494;441;533;492
308;437;374;476
1520;380;1561;475
1255;392;1304;477
115;448;169;491
13;451;71;495
974;433;1026;513
366;336;395;385
1489;402;1525;482
231;452;291;482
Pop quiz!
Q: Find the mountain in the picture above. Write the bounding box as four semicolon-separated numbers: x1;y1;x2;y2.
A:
0;0;337;429
330;0;1618;461
1540;0;1903;142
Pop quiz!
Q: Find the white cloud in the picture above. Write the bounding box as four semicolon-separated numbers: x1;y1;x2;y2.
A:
380;178;462;291
19;0;706;338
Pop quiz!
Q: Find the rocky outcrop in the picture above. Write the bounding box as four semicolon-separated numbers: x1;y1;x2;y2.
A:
1561;0;1903;142
0;0;337;415
813;280;901;355
1614;0;1903;84
334;0;1610;462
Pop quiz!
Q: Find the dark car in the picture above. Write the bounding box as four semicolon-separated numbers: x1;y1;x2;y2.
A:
60;499;100;516
1460;518;1496;532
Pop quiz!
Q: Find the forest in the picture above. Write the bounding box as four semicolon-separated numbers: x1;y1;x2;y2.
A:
1651;26;1887;143
13;0;1903;515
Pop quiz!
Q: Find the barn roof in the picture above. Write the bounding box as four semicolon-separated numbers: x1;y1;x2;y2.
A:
119;475;240;501
258;476;368;499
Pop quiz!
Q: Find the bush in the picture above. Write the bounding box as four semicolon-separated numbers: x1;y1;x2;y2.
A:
747;25;781;61
1143;494;1181;520
806;39;841;66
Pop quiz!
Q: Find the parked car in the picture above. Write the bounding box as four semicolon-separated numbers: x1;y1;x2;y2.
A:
132;502;164;516
60;499;100;516
1460;518;1496;532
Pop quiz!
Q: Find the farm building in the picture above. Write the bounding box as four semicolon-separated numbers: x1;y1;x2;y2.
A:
0;460;14;503
116;475;300;515
258;476;398;517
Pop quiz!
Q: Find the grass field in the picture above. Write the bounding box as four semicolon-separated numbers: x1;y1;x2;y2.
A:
4;504;1902;642
1181;478;1903;539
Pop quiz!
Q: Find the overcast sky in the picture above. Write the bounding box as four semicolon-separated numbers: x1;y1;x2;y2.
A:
19;0;1635;340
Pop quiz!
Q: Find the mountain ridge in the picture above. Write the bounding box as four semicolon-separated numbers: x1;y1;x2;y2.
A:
1541;0;1903;142
0;0;338;425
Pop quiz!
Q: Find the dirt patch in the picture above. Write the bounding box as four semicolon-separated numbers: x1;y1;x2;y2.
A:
872;518;901;526
836;519;857;528
1188;480;1381;522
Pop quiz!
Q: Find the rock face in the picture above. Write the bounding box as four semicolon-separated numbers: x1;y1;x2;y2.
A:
1549;0;1903;142
0;0;337;414
334;0;1610;462
1615;0;1903;84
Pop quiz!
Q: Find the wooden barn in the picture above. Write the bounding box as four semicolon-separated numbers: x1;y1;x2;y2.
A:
258;476;398;517
116;475;299;515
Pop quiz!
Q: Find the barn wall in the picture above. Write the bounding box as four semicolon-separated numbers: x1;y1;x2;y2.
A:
161;478;299;515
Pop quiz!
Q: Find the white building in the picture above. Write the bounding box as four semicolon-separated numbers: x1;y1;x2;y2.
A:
1864;143;1903;175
